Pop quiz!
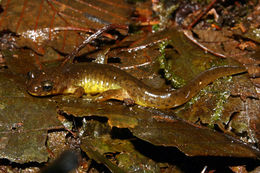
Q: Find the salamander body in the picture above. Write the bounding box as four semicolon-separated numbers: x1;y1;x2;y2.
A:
27;63;245;109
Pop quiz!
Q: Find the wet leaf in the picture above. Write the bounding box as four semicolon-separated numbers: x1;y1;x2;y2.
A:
105;32;164;81
0;0;133;55
58;98;138;129
242;28;260;44
0;71;62;163
57;97;260;158
1;49;40;74
81;138;125;173
46;131;69;159
130;109;260;158
190;29;250;58
81;133;160;172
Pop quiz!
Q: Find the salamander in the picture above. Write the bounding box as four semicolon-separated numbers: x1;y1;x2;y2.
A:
26;63;246;109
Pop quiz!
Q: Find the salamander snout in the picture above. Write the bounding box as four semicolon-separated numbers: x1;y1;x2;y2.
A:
26;70;56;96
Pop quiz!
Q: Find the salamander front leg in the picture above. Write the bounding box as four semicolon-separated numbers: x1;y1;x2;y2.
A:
73;86;85;98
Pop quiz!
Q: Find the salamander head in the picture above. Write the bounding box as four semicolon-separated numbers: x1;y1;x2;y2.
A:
26;69;66;96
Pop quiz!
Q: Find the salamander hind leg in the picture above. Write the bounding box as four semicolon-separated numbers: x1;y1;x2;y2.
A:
94;89;134;104
123;98;135;106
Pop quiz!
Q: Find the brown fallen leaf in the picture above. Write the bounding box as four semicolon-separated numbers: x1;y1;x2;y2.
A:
0;71;63;163
0;0;133;55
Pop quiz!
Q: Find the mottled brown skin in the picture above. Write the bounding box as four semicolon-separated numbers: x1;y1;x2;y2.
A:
27;63;246;109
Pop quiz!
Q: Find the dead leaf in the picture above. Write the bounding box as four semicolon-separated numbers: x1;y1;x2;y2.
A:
0;71;62;163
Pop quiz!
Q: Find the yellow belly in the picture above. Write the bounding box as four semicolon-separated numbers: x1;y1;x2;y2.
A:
79;77;121;94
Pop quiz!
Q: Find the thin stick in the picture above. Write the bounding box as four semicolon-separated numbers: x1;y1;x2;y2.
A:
183;30;226;58
187;0;217;30
61;24;128;66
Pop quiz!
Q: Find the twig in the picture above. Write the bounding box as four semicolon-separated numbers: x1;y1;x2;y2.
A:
183;30;226;58
51;26;115;39
187;0;217;30
61;24;128;66
119;61;151;70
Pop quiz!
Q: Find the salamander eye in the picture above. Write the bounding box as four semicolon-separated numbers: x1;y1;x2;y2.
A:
27;71;35;79
41;80;53;92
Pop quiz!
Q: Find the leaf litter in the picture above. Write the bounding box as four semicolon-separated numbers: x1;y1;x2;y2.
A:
0;0;259;172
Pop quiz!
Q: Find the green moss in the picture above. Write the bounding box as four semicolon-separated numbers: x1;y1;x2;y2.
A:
210;90;230;123
152;24;160;32
158;41;186;88
185;76;233;127
185;88;207;108
155;2;179;30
